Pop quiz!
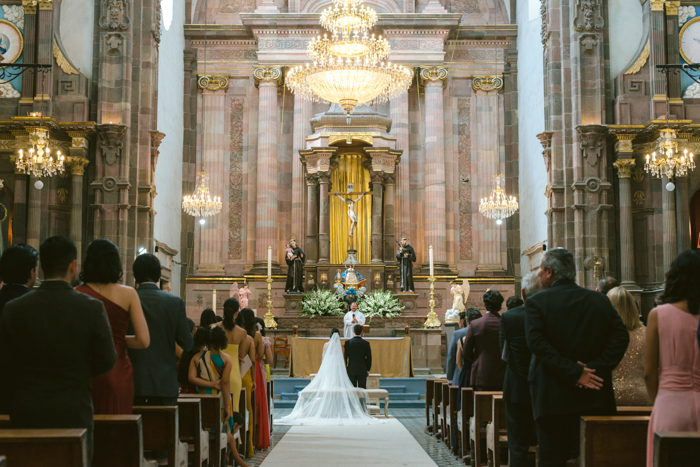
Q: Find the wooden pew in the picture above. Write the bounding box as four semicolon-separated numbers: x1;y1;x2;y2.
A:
133;406;180;467
432;379;447;439
93;415;144;467
459;388;474;463
0;416;8;428
0;428;87;467
580;416;649;467
617;406;653;416
439;382;450;447
178;394;227;467
268;380;274;434
177;398;208;467
425;379;435;432
486;394;507;467
653;431;700;467
445;385;459;451
239;387;249;458
0;454;5;467
469;391;502;467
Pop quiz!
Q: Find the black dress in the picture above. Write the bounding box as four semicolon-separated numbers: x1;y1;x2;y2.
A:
285;246;305;293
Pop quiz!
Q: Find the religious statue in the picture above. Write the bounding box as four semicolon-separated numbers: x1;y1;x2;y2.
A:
332;191;369;237
285;239;305;293
238;282;251;308
396;238;416;292
445;279;470;322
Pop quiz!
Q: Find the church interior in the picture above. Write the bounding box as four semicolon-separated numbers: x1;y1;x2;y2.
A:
0;0;699;465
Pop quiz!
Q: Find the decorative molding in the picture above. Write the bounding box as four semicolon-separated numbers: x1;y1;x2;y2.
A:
624;42;649;75
153;0;161;44
53;40;79;75
197;75;230;91
219;0;256;14
229;97;244;261
650;0;664;11
576;124;608;167
419;66;448;86
68;157;89;176
679;5;696;25
99;0;130;31
613;158;636;178
540;0;549;45
204;49;257;60
614;134;635;153
253;66;283;86
665;0;680;15
96;123;127;166
537;131;555;173
389;39;444;50
633;190;645;206
458;97;473;261
3;6;25;29
21;0;37;15
472;75;504;92
574;0;604;32
258;38;311;50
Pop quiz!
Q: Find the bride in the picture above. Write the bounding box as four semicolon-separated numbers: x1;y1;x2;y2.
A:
276;329;382;426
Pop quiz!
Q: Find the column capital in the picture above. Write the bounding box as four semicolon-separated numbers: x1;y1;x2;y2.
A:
419;66;448;87
537;131;555;173
305;172;319;185
613;134;636;154
253;66;283;87
613;158;636;178
383;172;396;185
364;147;402;173
665;0;680;15
317;172;331;184
197;75;229;92
22;0;38;14
471;75;504;93
299;147;337;174
370;171;385;185
650;0;665;11
68;157;90;176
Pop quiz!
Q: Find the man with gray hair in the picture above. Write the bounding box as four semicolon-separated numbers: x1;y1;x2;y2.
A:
499;271;542;467
525;248;629;466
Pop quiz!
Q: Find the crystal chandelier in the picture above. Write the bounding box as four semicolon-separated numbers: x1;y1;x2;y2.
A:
479;175;519;225
286;0;412;117
182;171;222;219
644;128;695;189
15;127;65;178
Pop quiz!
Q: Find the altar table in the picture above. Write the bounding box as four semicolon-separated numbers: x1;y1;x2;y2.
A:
288;336;414;378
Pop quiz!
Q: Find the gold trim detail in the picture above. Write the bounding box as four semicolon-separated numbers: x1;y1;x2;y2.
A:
665;0;680;15
253;66;283;86
613;158;636;178
197;75;229;91
53;40;79;75
22;0;37;14
327;133;376;145
472;75;504;92
650;0;665;12
624;42;649;75
0;20;23;63
680;16;700;65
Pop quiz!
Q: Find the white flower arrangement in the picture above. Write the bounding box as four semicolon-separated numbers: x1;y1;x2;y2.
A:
358;290;404;320
300;288;346;318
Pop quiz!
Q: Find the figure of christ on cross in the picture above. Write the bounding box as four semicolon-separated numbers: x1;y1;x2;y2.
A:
331;189;372;239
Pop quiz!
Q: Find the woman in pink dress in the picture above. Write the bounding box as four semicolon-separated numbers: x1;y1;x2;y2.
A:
238;283;251;308
645;250;700;466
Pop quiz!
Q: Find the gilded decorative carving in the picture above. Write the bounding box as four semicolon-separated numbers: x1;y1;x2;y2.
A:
614;134;635;153
633;191;645;206
38;0;52;10
574;0;604;31
53;40;79;75
253;66;283;86
229;97;244;261
22;0;37;14
68;157;90;176
458;97;473;261
613;158;636;178
197;75;230;91
99;0;130;30
327;133;374;146
57;188;68;204
67;131;89;150
419;67;448;86
537;131;555;173
650;0;664;12
624;42;649;75
632;167;644;182
472;75;504;92
665;0;680;15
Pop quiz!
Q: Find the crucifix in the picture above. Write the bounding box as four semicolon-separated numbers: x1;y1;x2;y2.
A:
329;183;372;250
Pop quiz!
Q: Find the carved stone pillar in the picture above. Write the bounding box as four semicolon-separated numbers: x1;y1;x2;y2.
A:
370;172;384;264
69;157;89;264
537;132;561;247
26;175;41;251
390;92;410;240
612;136;639;289
317;172;331;264
253;67;282;271
19;0;37;115
292;94;313;243
675;175;691;252
662;175;678;271
12;169;27;244
665;2;682;102
383;173;396;264
649;0;668;118
35;0;54;114
305;173;319;265
419;67;448;271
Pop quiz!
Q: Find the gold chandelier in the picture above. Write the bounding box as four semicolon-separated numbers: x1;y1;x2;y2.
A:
286;0;412;116
644;128;695;188
479;175;518;225
182;171;222;221
16;127;65;178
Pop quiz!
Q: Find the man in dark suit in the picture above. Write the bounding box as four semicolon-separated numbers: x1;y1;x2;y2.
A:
526;248;629;466
500;271;542;467
446;311;469;387
344;324;372;388
0;236;117;464
129;253;193;406
0;244;37;319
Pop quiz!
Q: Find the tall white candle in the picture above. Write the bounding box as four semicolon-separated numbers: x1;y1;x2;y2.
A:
212;289;217;312
429;245;434;277
267;245;272;278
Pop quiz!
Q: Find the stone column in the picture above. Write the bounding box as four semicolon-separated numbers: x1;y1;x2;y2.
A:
662;175;678;271
69;158;89;264
292;95;313;242
383;173;396;264
665;2;682;101
305;174;319;264
370;172;384;264
253;67;282;271
649;0;668;118
675;175;691;252
26;175;41;251
317;172;331;264
12;169;27;244
19;0;37;115
612;140;639;289
196;78;228;275
390;93;410;240
419;67;448;270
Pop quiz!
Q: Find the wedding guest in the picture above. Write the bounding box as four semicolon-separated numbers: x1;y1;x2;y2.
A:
447;312;469;387
129;253;193;406
645;251;700;466
76;239;150;415
607;286;651;406
238;308;257;457
200;308;217;327
175;318;196;359
463;290;507;391
250;311;270;449
500;272;542;467
506;296;523;310
0;236;117;463
177;319;199;394
596;276;620;295
220;298;246;411
526;248;628;466
258;318;273;381
230;412;249;467
456;307;483;390
0;244;37;318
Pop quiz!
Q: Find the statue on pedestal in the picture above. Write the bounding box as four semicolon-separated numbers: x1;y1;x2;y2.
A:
396;238;416;292
285;239;305;293
445;279;470;322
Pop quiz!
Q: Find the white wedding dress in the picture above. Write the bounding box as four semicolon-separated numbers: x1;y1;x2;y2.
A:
276;333;382;426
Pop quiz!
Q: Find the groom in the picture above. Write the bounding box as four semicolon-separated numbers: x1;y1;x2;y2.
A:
344;324;372;388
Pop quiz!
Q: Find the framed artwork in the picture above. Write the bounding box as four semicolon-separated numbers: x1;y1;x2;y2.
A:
0;20;22;64
680;16;700;65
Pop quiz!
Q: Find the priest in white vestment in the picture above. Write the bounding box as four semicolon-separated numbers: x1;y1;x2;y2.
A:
343;302;365;338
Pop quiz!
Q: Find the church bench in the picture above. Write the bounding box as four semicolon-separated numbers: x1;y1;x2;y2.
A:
443;385;459;451
653;431;700;467
469;391;502;467
486;395;507;467
0;455;5;467
432;379;448;439
366;389;390;417
425;379;435;432
178;393;228;467
458;388;474;463
133;406;184;467
0;416;8;428
0;428;87;467
177;398;208;467
617;406;653;416
93;415;144;467
267;380;274;434
580;416;650;467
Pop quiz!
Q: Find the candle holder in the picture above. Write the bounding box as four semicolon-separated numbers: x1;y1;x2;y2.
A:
263;276;278;329
423;276;442;328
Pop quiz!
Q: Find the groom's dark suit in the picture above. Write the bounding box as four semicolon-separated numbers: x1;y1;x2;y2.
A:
344;335;372;388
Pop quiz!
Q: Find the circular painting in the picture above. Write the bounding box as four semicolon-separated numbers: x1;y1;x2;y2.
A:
0;20;23;64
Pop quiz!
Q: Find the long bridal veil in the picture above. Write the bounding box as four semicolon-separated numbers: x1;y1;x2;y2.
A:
276;333;382;426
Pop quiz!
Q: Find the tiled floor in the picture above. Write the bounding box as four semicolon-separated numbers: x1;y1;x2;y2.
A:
247;408;463;467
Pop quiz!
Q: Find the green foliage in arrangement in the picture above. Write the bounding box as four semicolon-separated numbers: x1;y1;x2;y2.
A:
358;290;404;320
300;288;346;317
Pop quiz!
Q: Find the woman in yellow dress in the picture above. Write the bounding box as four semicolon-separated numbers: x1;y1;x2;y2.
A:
238;308;257;458
219;298;247;411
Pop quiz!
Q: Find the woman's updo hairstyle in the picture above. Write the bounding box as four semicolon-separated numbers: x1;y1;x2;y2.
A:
223;298;240;331
208;326;229;351
240;308;257;338
79;239;123;284
330;328;340;338
483;290;505;315
193;326;211;350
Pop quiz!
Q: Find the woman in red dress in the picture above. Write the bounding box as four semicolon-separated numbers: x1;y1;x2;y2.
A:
76;239;150;414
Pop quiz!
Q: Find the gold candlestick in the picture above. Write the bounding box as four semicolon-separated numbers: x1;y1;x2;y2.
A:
263;276;278;329
423;275;442;328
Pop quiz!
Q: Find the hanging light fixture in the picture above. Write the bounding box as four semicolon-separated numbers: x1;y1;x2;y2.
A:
182;0;222;220
286;0;412;119
644;129;695;191
478;13;518;225
16;126;65;178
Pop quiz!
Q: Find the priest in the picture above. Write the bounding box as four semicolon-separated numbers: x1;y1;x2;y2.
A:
285;239;305;293
396;238;416;292
343;302;366;338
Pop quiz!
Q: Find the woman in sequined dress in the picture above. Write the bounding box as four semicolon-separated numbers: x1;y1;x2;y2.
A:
607;286;651;406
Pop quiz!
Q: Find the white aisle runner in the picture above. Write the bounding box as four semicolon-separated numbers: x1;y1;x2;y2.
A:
261;418;438;466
